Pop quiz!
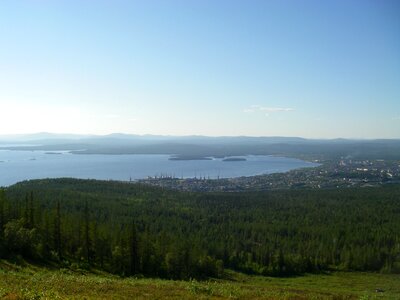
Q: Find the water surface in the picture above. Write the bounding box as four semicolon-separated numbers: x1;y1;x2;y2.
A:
0;150;318;186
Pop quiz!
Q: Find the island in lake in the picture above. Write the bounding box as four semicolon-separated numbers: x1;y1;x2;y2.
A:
169;155;213;161
223;157;247;162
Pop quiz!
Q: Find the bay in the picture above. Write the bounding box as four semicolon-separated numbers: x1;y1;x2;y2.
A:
0;150;318;187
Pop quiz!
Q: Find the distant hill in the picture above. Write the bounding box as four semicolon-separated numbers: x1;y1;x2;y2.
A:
1;133;400;160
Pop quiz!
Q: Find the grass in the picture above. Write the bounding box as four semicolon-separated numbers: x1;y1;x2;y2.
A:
0;261;399;299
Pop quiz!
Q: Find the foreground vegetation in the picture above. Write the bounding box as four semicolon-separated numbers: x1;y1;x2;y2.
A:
1;179;400;280
0;260;399;299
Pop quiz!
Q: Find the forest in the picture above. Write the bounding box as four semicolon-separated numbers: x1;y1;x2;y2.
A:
0;178;399;280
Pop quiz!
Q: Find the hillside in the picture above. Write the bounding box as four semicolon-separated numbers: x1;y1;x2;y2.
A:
1;179;399;280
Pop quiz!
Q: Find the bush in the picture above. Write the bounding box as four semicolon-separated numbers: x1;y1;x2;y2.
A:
3;219;39;258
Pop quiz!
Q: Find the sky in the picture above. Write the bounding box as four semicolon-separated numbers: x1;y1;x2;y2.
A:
0;0;399;138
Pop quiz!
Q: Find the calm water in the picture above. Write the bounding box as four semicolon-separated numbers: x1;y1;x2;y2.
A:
0;150;318;186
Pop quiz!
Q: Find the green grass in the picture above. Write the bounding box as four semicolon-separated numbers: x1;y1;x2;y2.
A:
0;261;399;299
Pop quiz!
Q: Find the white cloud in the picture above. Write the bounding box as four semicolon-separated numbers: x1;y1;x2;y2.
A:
259;107;294;112
244;105;295;114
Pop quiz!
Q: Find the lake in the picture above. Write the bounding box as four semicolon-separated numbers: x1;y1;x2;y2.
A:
0;150;318;187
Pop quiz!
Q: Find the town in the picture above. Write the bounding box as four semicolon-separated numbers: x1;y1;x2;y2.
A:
139;158;400;192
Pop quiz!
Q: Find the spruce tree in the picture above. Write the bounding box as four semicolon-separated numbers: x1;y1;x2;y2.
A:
129;220;139;275
84;200;91;264
29;191;34;228
54;199;62;259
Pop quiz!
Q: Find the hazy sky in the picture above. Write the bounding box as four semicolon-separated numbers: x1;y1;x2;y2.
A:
0;0;399;138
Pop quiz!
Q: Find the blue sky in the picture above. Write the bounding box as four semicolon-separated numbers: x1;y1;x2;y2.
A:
0;0;399;138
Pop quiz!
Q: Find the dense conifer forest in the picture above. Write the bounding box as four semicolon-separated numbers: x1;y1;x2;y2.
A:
0;179;399;280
